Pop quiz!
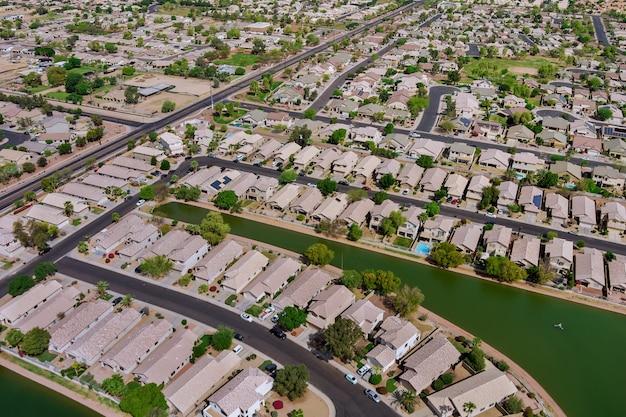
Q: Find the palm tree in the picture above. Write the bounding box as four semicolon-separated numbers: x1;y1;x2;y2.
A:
230;200;243;214
401;390;418;411
64;201;74;217
120;294;133;307
463;401;477;415
190;160;199;172
96;280;109;297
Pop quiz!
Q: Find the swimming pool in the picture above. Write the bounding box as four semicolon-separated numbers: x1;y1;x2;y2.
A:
415;242;431;256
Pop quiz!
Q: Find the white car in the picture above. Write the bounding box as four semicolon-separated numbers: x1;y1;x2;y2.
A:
136;199;146;206
345;374;358;384
485;212;497;218
409;131;421;138
232;344;243;354
240;313;253;322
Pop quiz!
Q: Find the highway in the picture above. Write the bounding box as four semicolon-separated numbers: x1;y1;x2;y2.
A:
56;257;397;417
0;0;425;212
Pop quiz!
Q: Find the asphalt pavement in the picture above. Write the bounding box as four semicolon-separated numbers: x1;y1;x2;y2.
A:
0;127;31;147
415;85;458;132
591;15;610;47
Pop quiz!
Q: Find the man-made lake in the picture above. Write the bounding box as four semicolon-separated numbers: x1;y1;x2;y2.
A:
155;202;626;417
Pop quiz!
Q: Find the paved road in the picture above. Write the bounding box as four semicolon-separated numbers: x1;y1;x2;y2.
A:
56;258;392;417
415;85;458;132
591;15;610;47
0;0;425;212
0;127;31;147
519;34;535;47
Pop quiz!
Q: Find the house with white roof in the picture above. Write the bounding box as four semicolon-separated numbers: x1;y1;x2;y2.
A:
375;316;420;360
400;336;461;393
165;350;240;417
408;139;447;160
132;146;166;163
352;155;382;184
193;240;243;283
23;204;69;228
593;166;625;189
366;344;397;372
375;158;401;180
341;299;384;335
444;173;469;200
426;368;517;417
339;199;376;227
453;92;480;119
272;268;332;310
496;181;518;211
204;367;273;417
510;236;541;268
478;148;510;170
225;173;259;198
273;142;302;165
420;168;448;196
15;286;80;333
159;132;184;155
398;164;424;190
112;156;154;172
545;238;574;273
289;187;324;215
465;175;491;208
351;126;383;145
61;183;108;206
307;285;355;329
397;206;425;240
222;250;269;293
96;165;143;182
571;195;597;230
133;328;196;385
602;202;626;233
575;247;605;290
41;193;90;214
311;194;349;223
243;257;302;301
0;280;63;325
49;300;113;353
140;230;209;273
252;139;281;162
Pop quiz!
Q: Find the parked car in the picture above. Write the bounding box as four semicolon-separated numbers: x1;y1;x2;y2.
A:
357;364;371;377
270;315;280;323
345;374;358;384
361;186;371;191
265;363;277;373
259;307;275;321
409;131;421;138
240;313;254;322
270;326;286;339
136;199;146;206
485;212;497;218
232;345;243;354
364;389;381;403
112;297;123;306
38;247;51;256
234;333;244;341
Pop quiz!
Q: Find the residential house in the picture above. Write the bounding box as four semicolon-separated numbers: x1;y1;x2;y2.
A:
506;124;535;143
426;368;517;417
575;248;605;290
239;109;267;127
571;195;597;230
272;268;333;310
246;176;279;201
511;152;545;175
453;92;480;118
332;151;360;176
267;184;301;211
518;186;543;213
544;193;570;226
465;175;491;208
470;79;496;97
293;146;320;171
307;285;355;329
383;133;411;152
93;214;160;256
408;139;447;160
608;255;626;293
420;168;448;196
550;161;582;181
61;183;108;206
592;166;625;189
49;300;113;353
397;206;425;240
311;148;343;177
450;224;482;253
573;135;603;156
375;159;401;181
510;236;541;267
339;199;376;227
375;316;420;360
545;238;574;273
182;166;223;189
444;173;469;200
472;120;504;140
351;126;383;146
537;130;568;148
243;257;302;301
225;173;259;198
601;202;626;233
96;165;143;182
420;216;456;243
353;155;381;184
448;142;476;164
41;193;89;214
397;164;424;190
204;367;273;417
253;139;282;162
141;230;209;273
23;205;69;228
400;337;461;393
100;320;174;374
0;281;63;325
478;148;510;170
482;225;512;257
133;329;197;385
604;138;626;159
273;142;302;165
221;250;269;293
235;133;264;157
159;132;184;155
328;99;359;118
132;146;166;163
572;98;596;116
0;149;33;167
341;299;384;335
14;286;80;333
542;116;569;134
502;95;526;108
369;199;401;230
193;240;244;283
265;111;292;128
311;193;349;223
569;119;598;138
289;187;324;215
366;344;397;373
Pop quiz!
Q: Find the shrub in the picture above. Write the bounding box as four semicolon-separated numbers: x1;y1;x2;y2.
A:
496;359;510;372
441;373;453;385
576;240;585;248
432;379;444;391
369;374;382;385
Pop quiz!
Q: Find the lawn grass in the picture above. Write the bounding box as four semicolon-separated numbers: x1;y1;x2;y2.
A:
215;53;260;67
464;56;560;74
157;6;192;16
71;219;81;226
385;378;397;393
1;260;15;270
44;91;70;101
393;236;413;248
37;351;58;363
28;85;52;93
68;66;97;75
192;334;212;358
91;207;104;214
213;109;246;124
259;359;272;370
246;304;264;317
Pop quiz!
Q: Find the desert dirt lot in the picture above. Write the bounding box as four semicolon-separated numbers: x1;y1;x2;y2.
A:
125;73;214;96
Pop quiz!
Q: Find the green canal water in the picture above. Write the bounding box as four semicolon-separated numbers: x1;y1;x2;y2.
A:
155;202;626;417
0;365;102;417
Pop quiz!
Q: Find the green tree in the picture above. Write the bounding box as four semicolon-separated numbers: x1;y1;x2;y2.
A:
211;325;234;351
447;70;461;84
111;212;120;222
199;211;231;246
102;374;127;397
347;189;367;203
22;162;36;173
379;173;396;189
119;383;167;417
24;190;37;202
159;160;170;171
279;169;297;184
503;396;524;414
316;178;337;196
416;155;433;168
63;201;74;217
6;329;24;347
484;256;527;282
274;364;309;401
430;242;465;268
439;119;456;133
347;223;363;241
466;338;486;371
139;185;155;200
47;67;67;87
23;72;42;88
120;294;133;308
140;255;174;278
8;274;35;296
362;269;401;295
323;317;364;361
77;241;89;254
279;306;308;331
536;170;559;188
290;125;312;146
394;284;425;317
161;100;176;113
124;86;141;104
372;191;389;204
328;128;347;145
21;327;51;356
597;108;613;121
64;72;83;94
341;270;362;288
33;262;56;282
304;243;334;266
58;143;72;155
96;280;109;296
215;190;238;209
463;402;477;415
424;201;440;217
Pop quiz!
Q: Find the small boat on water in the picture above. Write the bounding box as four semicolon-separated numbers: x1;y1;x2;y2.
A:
554;323;564;330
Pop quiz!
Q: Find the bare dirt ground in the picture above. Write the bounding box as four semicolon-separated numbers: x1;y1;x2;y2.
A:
124;73;214;96
508;67;539;76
